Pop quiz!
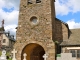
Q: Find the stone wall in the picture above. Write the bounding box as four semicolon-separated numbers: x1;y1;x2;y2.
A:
55;19;63;43
14;0;55;60
55;18;69;43
62;23;68;40
57;53;77;60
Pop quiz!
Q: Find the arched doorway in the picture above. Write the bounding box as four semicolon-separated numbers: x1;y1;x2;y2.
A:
21;43;45;60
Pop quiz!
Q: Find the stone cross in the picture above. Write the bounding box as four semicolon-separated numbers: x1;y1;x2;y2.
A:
11;49;17;60
23;53;27;60
43;54;48;60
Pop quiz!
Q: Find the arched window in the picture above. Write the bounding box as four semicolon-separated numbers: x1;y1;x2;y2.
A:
36;0;41;3
3;39;6;43
28;0;32;4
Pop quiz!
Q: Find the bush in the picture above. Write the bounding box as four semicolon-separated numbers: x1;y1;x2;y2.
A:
57;54;61;57
6;52;10;56
6;52;12;60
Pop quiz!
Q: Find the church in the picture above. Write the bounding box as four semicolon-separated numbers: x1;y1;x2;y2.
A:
14;0;80;60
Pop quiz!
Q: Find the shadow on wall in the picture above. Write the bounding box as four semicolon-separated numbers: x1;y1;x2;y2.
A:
53;18;71;54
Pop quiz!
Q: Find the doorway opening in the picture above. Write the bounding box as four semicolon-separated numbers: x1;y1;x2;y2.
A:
21;43;45;60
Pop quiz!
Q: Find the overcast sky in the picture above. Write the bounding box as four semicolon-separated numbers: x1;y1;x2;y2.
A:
0;0;80;38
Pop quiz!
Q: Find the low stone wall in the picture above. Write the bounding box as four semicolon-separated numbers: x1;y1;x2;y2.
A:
57;53;77;60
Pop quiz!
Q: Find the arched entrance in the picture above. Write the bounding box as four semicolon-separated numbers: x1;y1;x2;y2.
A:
21;43;45;60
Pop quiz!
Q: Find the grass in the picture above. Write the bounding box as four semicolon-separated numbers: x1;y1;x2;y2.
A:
8;58;12;60
0;51;2;56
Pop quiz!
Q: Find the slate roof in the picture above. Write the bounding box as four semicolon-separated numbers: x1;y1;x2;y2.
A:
0;31;15;42
5;32;15;41
60;29;80;46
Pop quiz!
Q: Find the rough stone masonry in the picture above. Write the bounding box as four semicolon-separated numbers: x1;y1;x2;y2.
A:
14;0;56;60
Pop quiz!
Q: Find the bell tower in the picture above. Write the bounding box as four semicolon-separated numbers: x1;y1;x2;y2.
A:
14;0;56;60
18;0;56;40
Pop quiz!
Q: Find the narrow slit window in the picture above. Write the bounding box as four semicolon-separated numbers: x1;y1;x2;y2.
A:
36;0;41;3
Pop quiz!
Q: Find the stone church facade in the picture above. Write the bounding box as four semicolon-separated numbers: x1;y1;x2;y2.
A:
14;0;80;60
14;0;55;60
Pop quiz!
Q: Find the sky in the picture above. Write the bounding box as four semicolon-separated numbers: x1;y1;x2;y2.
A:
0;0;80;38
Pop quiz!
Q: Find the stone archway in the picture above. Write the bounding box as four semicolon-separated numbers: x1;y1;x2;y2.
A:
21;43;45;60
